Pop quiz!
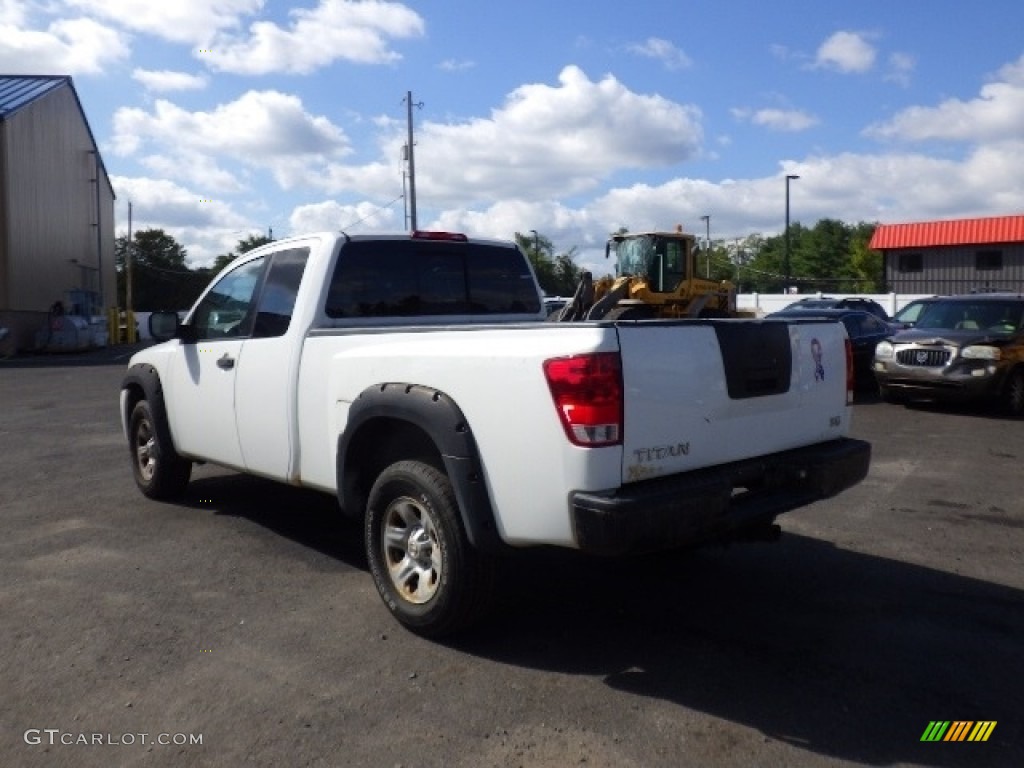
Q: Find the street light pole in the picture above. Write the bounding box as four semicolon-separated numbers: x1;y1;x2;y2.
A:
699;215;710;278
784;174;800;291
529;229;540;259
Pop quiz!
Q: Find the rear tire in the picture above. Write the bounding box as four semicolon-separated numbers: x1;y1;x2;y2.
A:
365;460;495;637
129;400;192;499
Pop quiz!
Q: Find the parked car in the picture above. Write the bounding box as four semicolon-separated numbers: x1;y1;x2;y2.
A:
769;308;893;390
873;294;1024;415
543;296;569;316
889;297;940;330
782;296;890;322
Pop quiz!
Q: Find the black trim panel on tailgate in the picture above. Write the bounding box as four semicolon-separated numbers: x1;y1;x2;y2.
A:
570;437;870;555
714;321;793;399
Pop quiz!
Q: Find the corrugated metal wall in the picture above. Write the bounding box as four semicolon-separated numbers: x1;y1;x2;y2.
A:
0;119;8;310
1;83;115;315
885;244;1024;294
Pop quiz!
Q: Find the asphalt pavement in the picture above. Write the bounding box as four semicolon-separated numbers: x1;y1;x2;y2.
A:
1;350;1021;767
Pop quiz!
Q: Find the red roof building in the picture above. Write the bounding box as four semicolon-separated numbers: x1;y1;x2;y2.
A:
870;214;1024;295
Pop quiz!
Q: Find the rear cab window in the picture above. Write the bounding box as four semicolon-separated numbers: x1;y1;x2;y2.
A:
325;238;542;320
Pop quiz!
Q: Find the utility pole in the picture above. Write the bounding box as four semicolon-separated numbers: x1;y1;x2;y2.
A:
785;174;800;291
405;91;423;231
126;202;133;316
401;147;409;229
90;150;104;314
700;215;711;278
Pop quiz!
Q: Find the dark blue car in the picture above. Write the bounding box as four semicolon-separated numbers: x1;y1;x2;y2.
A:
769;308;894;389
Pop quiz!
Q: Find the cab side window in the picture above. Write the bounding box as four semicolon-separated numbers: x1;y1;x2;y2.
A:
252;248;310;338
191;257;266;340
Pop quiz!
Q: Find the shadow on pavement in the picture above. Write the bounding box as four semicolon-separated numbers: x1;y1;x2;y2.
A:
184;473;367;569
464;537;1022;768
172;472;1021;768
0;344;149;368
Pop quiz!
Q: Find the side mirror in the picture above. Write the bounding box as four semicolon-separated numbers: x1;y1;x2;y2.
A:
148;310;181;342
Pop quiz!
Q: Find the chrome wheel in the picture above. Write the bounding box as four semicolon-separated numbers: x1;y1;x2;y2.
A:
134;413;157;482
128;399;191;500
366;460;495;636
382;496;442;604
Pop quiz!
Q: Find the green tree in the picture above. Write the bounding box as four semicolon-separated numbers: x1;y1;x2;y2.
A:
116;228;207;311
849;222;882;292
552;247;584;296
210;233;274;274
515;231;583;296
741;219;884;294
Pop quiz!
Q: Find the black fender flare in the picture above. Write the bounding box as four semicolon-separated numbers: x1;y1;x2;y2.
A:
337;383;503;553
121;363;177;454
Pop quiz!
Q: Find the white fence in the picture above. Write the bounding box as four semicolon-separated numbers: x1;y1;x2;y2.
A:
737;292;935;318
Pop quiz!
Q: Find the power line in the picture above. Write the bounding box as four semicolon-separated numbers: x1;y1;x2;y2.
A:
339;193;406;231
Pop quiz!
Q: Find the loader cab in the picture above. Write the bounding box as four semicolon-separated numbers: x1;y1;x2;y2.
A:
607;232;693;293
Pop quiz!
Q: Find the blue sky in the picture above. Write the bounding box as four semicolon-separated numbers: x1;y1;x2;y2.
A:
4;0;1024;273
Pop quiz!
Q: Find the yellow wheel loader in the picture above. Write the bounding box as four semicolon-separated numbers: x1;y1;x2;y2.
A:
553;227;744;321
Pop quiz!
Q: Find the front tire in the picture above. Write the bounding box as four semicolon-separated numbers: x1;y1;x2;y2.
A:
365;460;495;637
1002;368;1024;418
129;400;191;500
878;385;905;404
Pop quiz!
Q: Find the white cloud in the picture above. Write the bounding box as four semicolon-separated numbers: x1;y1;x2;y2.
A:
884;52;915;87
627;37;692;71
0;16;128;75
289;199;401;233
997;54;1024;85
132;69;209;92
112;175;254;266
382;66;703;205
433;199;591;244
111;90;352;189
140;152;245;194
68;0;262;44
438;59;475;72
865;55;1024;143
423;135;1024;275
0;0;27;26
204;0;425;75
732;107;819;132
814;31;876;74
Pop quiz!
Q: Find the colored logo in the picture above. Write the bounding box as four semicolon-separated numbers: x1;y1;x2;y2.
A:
811;338;825;381
920;721;996;742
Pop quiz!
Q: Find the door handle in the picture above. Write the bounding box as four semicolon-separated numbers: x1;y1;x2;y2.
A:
217;353;235;370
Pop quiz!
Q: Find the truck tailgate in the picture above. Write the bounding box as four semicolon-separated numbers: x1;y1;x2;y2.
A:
616;319;850;485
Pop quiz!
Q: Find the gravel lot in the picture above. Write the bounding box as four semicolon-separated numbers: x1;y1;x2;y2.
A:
1;347;1021;768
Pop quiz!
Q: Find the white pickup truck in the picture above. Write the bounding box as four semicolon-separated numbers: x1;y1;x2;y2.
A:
121;231;870;636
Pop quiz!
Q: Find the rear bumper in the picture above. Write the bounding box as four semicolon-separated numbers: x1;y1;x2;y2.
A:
569;437;871;555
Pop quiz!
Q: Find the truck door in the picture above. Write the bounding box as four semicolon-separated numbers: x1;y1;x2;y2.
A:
166;256;267;469
234;246;311;480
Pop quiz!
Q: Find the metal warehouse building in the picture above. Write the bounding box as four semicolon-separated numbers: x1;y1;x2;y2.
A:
0;75;115;353
871;214;1024;295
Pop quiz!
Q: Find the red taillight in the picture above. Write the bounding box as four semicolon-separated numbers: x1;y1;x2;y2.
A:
845;337;854;405
543;352;623;447
411;230;468;242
